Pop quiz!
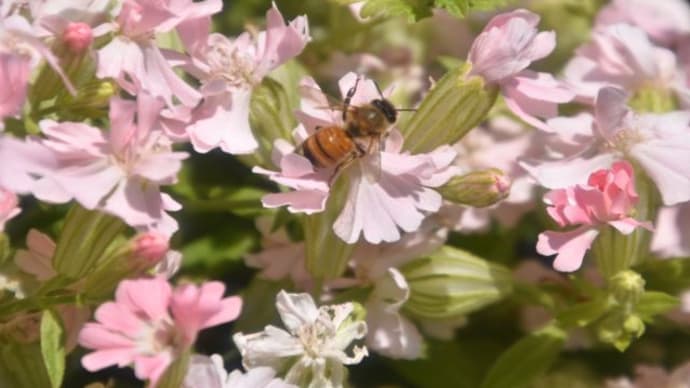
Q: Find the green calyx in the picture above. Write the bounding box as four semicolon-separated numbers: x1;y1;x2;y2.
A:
400;245;512;320
438;168;510;208
400;62;499;154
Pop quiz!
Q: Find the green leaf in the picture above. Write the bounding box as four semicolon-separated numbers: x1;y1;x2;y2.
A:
637;256;690;295
400;63;498;153
388;339;484;388
434;0;469;17
480;326;566;388
40;310;65;388
556;298;610;329
359;0;432;22
636;291;679;319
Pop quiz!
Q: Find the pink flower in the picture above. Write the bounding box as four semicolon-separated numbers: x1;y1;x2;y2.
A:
97;0;221;106
0;187;20;231
0;53;30;127
0;14;75;94
536;161;653;272
79;276;242;388
244;216;312;291
0;134;56;194
596;0;690;47
34;94;187;233
467;9;574;130
651;204;690;258
563;23;688;106
177;3;310;154
522;87;690;206
255;73;456;244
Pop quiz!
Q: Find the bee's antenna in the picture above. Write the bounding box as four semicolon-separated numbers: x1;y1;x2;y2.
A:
373;79;386;100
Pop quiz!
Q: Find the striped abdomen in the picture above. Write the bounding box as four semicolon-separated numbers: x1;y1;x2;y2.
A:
302;126;356;169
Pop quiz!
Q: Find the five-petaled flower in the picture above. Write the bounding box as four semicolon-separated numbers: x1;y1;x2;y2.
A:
537;161;653;272
78;276;242;388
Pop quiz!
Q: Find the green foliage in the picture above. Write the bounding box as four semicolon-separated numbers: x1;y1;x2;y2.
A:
40;310;65;388
481;326;566;388
353;0;514;21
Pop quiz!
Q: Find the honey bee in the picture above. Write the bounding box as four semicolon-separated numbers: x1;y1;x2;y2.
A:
299;76;399;181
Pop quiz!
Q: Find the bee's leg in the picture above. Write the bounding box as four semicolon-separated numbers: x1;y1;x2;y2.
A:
342;75;362;121
328;146;365;185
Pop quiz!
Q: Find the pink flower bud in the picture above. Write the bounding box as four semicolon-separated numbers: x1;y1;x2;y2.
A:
131;231;169;267
63;22;93;53
0;188;20;231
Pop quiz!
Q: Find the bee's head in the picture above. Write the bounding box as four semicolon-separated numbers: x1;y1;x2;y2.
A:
371;99;397;124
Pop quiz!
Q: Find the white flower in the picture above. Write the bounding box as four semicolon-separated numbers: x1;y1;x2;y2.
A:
233;291;368;388
183;354;295;388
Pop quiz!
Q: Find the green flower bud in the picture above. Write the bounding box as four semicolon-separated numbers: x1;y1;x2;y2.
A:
438;168;511;208
400;246;512;320
596;311;645;352
609;270;645;306
400;62;499;154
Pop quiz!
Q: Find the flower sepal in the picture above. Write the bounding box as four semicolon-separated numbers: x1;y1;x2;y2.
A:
304;176;355;282
400;246;512;320
437;168;511;208
401;62;499;154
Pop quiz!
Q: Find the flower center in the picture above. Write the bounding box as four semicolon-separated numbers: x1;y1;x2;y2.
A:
205;38;259;88
138;318;180;356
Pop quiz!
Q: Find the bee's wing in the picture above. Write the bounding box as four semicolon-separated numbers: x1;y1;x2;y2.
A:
358;136;383;183
298;81;355;117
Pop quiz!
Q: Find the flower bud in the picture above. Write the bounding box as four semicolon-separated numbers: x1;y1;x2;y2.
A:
438;168;511;208
401;63;499;154
0;188;20;232
62;22;93;54
130;231;169;269
609;270;645;306
400;246;512;320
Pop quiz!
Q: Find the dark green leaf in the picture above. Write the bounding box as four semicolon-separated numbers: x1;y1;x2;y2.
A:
481;326;566;388
636;291;679;319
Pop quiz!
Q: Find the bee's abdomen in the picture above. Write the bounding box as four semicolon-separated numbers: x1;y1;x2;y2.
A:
303;127;355;169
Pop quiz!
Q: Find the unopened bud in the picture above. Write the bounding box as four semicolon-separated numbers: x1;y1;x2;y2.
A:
438;168;511;207
400;246;512;320
63;22;93;54
0;188;20;232
131;231;169;270
610;270;645;306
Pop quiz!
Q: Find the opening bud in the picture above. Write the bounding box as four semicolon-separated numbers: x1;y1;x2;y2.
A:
130;231;169;270
62;22;93;54
609;270;645;306
438;168;511;208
